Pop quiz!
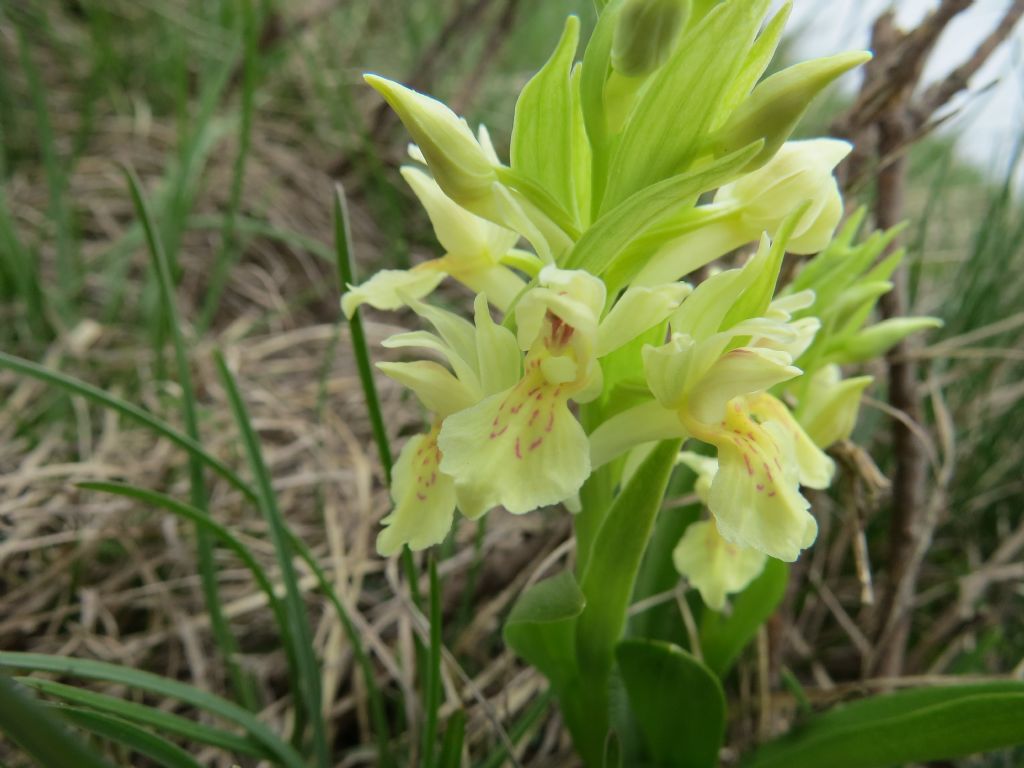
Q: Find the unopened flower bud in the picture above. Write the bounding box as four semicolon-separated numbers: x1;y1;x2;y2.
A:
712;51;871;169
364;75;498;207
611;0;689;78
716;139;851;254
832;317;943;363
797;366;872;448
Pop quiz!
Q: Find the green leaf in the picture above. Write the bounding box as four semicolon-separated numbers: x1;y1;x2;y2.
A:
511;15;582;222
699;558;788;677
720;202;808;330
570;440;682;767
0;674;115;768
629;501;701;644
743;685;1024;768
579;0;623;216
616;640;725;768
504;571;586;688
715;2;790;123
564;141;761;276
603;729;623;768
19;677;265;759
578;439;683;676
54;706;205;768
601;0;772;210
0;654;304;768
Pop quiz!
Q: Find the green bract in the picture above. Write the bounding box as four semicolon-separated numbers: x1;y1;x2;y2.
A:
348;2;942;765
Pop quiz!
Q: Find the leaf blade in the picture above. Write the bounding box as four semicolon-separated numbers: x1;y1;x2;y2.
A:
616;640;726;768
743;687;1024;768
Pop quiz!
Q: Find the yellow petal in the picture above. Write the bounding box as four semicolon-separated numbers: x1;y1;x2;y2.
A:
686;347;800;424
673;519;767;611
589;399;686;470
376;360;476;417
378;427;457;556
401;165;517;261
597;282;691;356
697;399;819;561
341;268;445;318
745;392;834;489
438;363;590;517
676;451;718;506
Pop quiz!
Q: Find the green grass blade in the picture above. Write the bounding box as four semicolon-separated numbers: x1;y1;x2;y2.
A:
332;184;393;481
19;677;264;758
422;554;443;768
286;532;397;768
333;182;423;608
474;689;553;768
0;351;257;502
333;183;424;744
123;165;257;712
0;654;304;768
16;22;76;320
0;181;49;344
52;706;205;768
199;0;258;330
214;351;329;767
438;710;466;768
0;674;115;768
76;481;300;696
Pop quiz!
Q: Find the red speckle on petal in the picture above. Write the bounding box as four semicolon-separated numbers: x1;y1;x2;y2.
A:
529;437;543;451
416;492;427;501
514;437;523;460
743;453;754;476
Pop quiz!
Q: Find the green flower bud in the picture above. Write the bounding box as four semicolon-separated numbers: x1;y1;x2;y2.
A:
797;366;873;448
831;317;943;363
716;139;851;255
611;0;689;78
364;75;498;207
712;50;871;169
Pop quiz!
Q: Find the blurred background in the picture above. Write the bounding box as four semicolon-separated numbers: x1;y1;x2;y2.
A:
1;1;1023;765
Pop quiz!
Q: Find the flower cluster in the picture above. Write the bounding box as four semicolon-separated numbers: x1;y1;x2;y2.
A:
344;0;938;609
